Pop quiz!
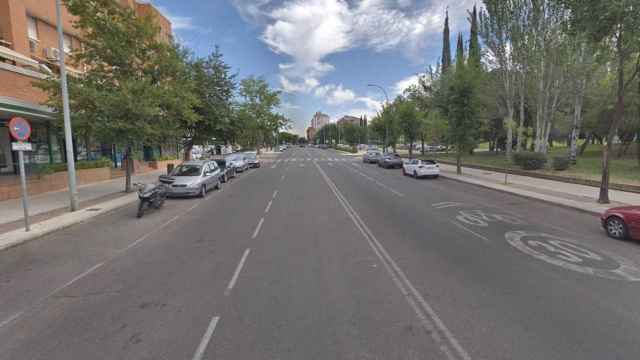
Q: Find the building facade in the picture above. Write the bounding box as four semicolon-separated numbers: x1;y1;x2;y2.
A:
0;0;171;174
337;115;367;128
306;126;316;142
310;111;330;130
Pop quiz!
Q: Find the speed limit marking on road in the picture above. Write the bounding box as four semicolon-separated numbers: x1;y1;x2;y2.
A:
506;231;640;281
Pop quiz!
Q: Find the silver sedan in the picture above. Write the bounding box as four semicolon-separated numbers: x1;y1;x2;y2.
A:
161;160;221;197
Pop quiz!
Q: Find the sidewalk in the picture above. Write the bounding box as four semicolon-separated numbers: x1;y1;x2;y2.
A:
0;170;165;233
439;164;640;215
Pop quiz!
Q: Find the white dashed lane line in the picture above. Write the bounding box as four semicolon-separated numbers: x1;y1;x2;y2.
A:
191;316;221;360
224;248;252;296
252;217;265;239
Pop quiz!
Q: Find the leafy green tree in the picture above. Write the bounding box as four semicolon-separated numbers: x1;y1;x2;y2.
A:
236;77;282;153
468;5;481;69
396;97;423;158
561;0;640;203
38;0;187;192
185;46;236;159
442;10;452;73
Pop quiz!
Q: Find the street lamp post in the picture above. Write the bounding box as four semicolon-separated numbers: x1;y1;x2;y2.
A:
56;0;78;211
367;84;390;152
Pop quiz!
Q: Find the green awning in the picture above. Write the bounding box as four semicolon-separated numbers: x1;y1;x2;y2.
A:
0;96;54;122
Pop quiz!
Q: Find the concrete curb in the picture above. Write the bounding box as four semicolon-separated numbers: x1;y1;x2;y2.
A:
439;171;606;217
0;193;137;252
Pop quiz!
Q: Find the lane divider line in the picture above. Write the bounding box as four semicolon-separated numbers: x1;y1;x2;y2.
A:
225;248;251;296
0;311;24;329
191;316;221;360
314;162;470;360
272;190;278;199
252;217;265;239
265;200;273;213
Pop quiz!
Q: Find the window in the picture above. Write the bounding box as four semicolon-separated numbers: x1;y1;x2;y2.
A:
27;16;38;41
63;34;72;53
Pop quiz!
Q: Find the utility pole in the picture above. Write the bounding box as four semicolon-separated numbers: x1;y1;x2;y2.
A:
367;84;390;152
56;0;78;211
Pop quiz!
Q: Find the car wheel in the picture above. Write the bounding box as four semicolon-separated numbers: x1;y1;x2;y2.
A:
215;180;222;190
413;170;419;178
606;216;628;240
433;175;439;179
199;184;206;198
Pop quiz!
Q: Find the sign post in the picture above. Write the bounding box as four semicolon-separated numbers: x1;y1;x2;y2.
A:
9;117;32;232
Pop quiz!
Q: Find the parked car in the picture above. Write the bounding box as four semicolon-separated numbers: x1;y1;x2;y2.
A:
161;160;221;198
226;153;249;172
363;150;382;163
601;206;640;240
402;159;440;178
214;158;236;183
279;145;287;152
378;153;403;169
244;152;261;168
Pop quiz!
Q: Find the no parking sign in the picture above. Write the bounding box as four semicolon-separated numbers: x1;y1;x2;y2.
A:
8;117;31;142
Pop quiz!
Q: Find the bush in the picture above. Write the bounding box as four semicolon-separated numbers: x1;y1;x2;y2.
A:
512;151;547;170
336;145;357;153
33;158;112;176
552;156;570;171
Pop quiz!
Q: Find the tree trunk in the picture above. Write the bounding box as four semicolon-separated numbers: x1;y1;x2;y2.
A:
599;33;626;204
421;135;425;155
516;70;526;152
183;140;193;161
124;145;133;193
569;79;585;164
636;131;640;167
456;148;462;175
505;107;514;159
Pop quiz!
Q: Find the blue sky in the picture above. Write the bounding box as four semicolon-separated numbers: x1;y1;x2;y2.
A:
146;0;475;135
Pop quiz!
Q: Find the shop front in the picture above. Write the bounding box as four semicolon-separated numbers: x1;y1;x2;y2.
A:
0;96;60;175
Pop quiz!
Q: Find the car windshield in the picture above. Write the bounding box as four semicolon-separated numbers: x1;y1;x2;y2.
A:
170;164;202;176
245;153;257;160
215;160;226;168
226;155;241;161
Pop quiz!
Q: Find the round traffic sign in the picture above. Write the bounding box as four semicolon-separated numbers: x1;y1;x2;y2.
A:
8;117;31;141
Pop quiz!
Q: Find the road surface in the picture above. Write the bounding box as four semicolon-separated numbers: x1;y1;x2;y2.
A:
2;147;640;360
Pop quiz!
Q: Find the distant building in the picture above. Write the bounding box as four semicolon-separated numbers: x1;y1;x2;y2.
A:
337;115;368;127
310;111;330;129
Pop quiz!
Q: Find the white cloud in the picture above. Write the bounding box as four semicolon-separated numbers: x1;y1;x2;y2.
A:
233;0;478;93
314;84;356;105
393;74;421;95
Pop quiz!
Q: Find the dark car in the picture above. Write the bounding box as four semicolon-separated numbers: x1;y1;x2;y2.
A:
378;153;403;169
214;159;236;183
601;206;640;240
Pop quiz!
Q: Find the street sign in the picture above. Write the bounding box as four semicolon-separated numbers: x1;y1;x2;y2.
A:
8;117;31;141
11;142;33;151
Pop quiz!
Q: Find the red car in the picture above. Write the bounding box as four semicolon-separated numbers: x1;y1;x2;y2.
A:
601;206;640;240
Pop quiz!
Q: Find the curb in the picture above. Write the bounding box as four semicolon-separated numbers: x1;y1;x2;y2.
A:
0;194;137;252
439;171;605;217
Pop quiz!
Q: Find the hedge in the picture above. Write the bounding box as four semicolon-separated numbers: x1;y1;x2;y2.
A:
512;151;547;170
336;145;357;153
551;156;570;171
34;158;112;175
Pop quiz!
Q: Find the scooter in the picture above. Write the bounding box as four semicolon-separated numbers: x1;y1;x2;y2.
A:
135;182;170;218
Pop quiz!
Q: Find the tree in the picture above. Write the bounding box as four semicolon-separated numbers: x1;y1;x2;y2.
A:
185;46;236;160
39;0;186;192
561;0;640;203
236;77;282;153
396;97;423;158
442;10;452;73
468;5;482;69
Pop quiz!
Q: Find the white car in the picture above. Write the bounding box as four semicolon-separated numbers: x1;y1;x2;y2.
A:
402;159;440;179
279;145;287;152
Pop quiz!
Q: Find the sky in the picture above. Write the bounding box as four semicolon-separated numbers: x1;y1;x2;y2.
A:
144;0;476;135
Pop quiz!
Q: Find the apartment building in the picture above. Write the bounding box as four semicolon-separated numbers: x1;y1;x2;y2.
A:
310;111;330;130
337;115;367;128
0;0;171;174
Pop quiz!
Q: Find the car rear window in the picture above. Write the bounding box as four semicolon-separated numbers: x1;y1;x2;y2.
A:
422;160;436;165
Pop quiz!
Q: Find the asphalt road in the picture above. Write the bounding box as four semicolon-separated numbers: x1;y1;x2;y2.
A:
2;147;640;359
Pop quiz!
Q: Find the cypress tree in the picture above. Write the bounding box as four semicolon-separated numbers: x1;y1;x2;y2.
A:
441;10;452;73
468;5;481;68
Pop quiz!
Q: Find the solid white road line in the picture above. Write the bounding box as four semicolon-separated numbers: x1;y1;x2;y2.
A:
272;190;278;199
314;162;471;360
0;312;24;329
192;315;221;360
451;220;491;243
124;214;181;251
225;248;251;296
252;217;265;239
265;200;273;213
47;262;105;299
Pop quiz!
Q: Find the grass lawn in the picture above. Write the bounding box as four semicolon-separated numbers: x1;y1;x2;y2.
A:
427;144;640;186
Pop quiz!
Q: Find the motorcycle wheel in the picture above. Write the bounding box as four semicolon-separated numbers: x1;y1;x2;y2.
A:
137;200;146;218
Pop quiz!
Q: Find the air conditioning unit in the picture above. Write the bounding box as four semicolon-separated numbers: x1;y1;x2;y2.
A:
44;47;60;61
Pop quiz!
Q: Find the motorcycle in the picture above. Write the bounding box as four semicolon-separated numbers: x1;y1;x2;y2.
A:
135;182;170;218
